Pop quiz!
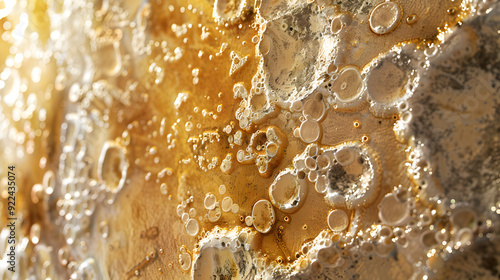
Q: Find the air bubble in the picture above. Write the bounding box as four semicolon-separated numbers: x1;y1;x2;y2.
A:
378;193;410;226
269;170;307;213
251;200;275;233
303;98;325;121
204;193;217;210
97;141;128;195
222;197;233;212
245;216;253;226
334;147;355;166
186;219;199;236
420;230;438;248
179;252;192;271
299;120;321;143
450;208;477;230
219;185;226;195
327;209;349;231
369;2;402;35
160;183;168;195
317;246;340;267
331;17;343;34
366;58;407;106
208;204;222;222
315;175;328;193
332;67;363;103
324;143;381;209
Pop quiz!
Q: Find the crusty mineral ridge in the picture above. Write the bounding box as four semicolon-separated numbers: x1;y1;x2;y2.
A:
0;0;499;279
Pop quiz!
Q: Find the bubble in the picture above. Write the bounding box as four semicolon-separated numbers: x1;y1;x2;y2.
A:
305;157;317;170
192;228;255;279
378;226;393;239
405;14;418;25
334;147;355;166
160;183;168;195
189;208;196;217
324;143;381;209
450;208;477;230
179;251;192;271
331;16;343;34
182;213;190;223
375;240;394;257
222;197;233;212
303;98;325;121
266;142;278;157
418;230;437;249
315;175;328;193
245;216;253;226
76;258;99;279
310;259;323;275
186;219;200;236
269;170;307;213
55;72;67;91
97;141;128;195
317;246;340;267
366;58;408;105
360;242;375;255
219;185;226;195
204;193;217;210
213;0;251;24
208;204;222;222
378;193;410;226
327;209;349;231
331;67;364;103
369;2;402;35
259;34;271;56
299;120;321;143
231;204;239;213
316;154;330;170
251;200;275;233
31;66;41;83
456;228;473;245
